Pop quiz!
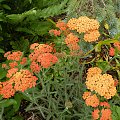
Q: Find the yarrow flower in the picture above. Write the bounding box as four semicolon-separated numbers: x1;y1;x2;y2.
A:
49;29;61;36
86;67;117;99
0;80;15;98
100;108;112;120
9;61;18;68
109;47;115;56
67;16;100;42
67;18;78;30
37;53;58;68
30;61;41;73
82;91;91;100
4;51;22;61
92;109;100;120
85;94;99;107
12;69;38;92
56;20;68;31
114;41;120;50
65;33;79;45
84;30;100;42
6;68;18;78
29;43;58;71
0;69;38;98
100;102;110;108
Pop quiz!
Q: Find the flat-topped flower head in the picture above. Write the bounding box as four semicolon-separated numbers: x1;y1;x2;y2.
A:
30;61;41;73
56;20;68;31
84;30;100;42
82;91;91;100
37;53;58;68
86;67;117;99
0;79;15;98
87;67;102;78
12;69;38;92
65;33;79;45
6;68;18;78
92;109;100;120
49;29;61;36
100;108;112;120
67;18;78;30
6;51;22;61
85;94;99;107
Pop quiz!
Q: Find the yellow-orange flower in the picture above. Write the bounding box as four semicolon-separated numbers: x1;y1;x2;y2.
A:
82;91;91;100
85;94;99;107
67;18;78;30
84;30;100;42
86;67;117;99
12;69;38;92
92;109;100;120
86;67;102;78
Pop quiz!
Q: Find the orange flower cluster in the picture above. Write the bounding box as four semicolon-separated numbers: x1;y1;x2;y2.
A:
109;47;115;56
4;51;22;61
82;92;99;108
3;51;27;70
56;20;68;31
0;69;38;98
114;41;120;50
92;108;112;120
92;109;100;120
100;102;110;108
29;43;58;72
100;108;112;120
49;29;61;36
67;16;100;42
65;33;81;55
65;33;79;45
86;67;116;99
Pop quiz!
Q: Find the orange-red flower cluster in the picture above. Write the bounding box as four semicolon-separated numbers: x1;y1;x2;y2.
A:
82;92;99;108
114;41;120;50
3;51;27;70
4;51;22;61
86;67;116;99
109;47;115;56
83;91;112;120
0;69;38;98
92;108;112;120
67;16;100;42
49;29;61;36
56;20;68;31
29;43;58;72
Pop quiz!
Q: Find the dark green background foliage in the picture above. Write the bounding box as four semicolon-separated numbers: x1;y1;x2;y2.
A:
0;0;120;54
